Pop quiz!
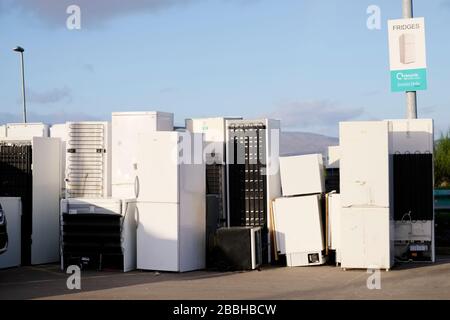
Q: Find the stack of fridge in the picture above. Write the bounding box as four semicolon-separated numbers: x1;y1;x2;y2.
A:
273;154;326;267
0;137;60;265
185;116;242;267
339;121;394;270
225;119;281;264
112;112;206;272
339;119;435;269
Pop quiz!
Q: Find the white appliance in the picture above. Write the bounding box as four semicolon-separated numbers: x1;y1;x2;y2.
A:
66;121;111;198
327;193;341;264
279;154;325;197
273;195;325;267
387;119;434;262
111;111;174;198
339;121;394;270
60;198;136;272
185;117;242;227
50;123;68;198
326;146;340;169
0;197;22;269
341;207;393;270
399;33;416;64
0;137;60;265
0;125;6;138
225;119;281;263
185;117;242;164
136;131;205;272
6;123;49;139
340;121;391;208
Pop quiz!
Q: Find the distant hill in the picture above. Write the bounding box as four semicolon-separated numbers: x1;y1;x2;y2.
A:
280;131;338;156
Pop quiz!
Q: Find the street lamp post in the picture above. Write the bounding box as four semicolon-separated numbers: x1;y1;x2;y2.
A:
13;46;27;123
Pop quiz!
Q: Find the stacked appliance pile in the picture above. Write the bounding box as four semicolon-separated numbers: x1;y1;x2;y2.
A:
273;154;326;267
196;119;281;271
0;123;60;267
335;119;435;271
57;121;134;271
185;117;242;267
112;112;207;273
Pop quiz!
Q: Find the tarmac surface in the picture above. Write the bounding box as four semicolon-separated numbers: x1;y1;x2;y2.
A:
1;257;450;300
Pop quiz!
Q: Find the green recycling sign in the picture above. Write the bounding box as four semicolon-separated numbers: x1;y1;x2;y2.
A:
390;68;427;92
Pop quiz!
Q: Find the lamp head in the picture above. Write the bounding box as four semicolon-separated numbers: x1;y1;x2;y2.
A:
13;46;25;53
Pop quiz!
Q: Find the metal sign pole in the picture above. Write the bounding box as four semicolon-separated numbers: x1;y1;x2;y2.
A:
403;0;418;119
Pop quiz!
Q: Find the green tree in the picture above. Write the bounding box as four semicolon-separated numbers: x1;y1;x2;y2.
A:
435;130;450;188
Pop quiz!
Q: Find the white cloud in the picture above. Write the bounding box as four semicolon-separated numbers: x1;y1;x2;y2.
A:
23;86;72;105
266;100;364;135
0;110;102;125
0;0;198;27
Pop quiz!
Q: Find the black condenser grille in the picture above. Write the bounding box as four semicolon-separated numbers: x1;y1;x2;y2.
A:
0;144;33;265
393;153;433;221
325;168;340;193
228;123;268;262
61;213;123;270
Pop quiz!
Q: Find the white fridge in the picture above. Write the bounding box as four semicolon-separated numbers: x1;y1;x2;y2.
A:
136;131;206;272
339;121;394;270
111;111;174;199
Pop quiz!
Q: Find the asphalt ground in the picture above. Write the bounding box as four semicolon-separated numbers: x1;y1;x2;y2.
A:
1;257;450;300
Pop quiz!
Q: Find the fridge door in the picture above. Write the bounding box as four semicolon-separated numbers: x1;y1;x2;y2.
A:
179;154;206;272
341;207;393;269
122;200;137;272
111;112;174;198
136;202;179;271
31;137;61;265
136;132;179;203
340;121;390;207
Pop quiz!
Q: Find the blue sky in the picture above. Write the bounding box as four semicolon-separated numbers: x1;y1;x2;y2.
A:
0;0;449;136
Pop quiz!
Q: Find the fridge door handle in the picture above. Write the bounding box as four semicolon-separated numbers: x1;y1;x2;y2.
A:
135;205;140;229
134;175;140;198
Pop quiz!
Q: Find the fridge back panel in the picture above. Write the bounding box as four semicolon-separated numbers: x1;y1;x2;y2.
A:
393;153;433;221
66;122;110;198
387;119;434;154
